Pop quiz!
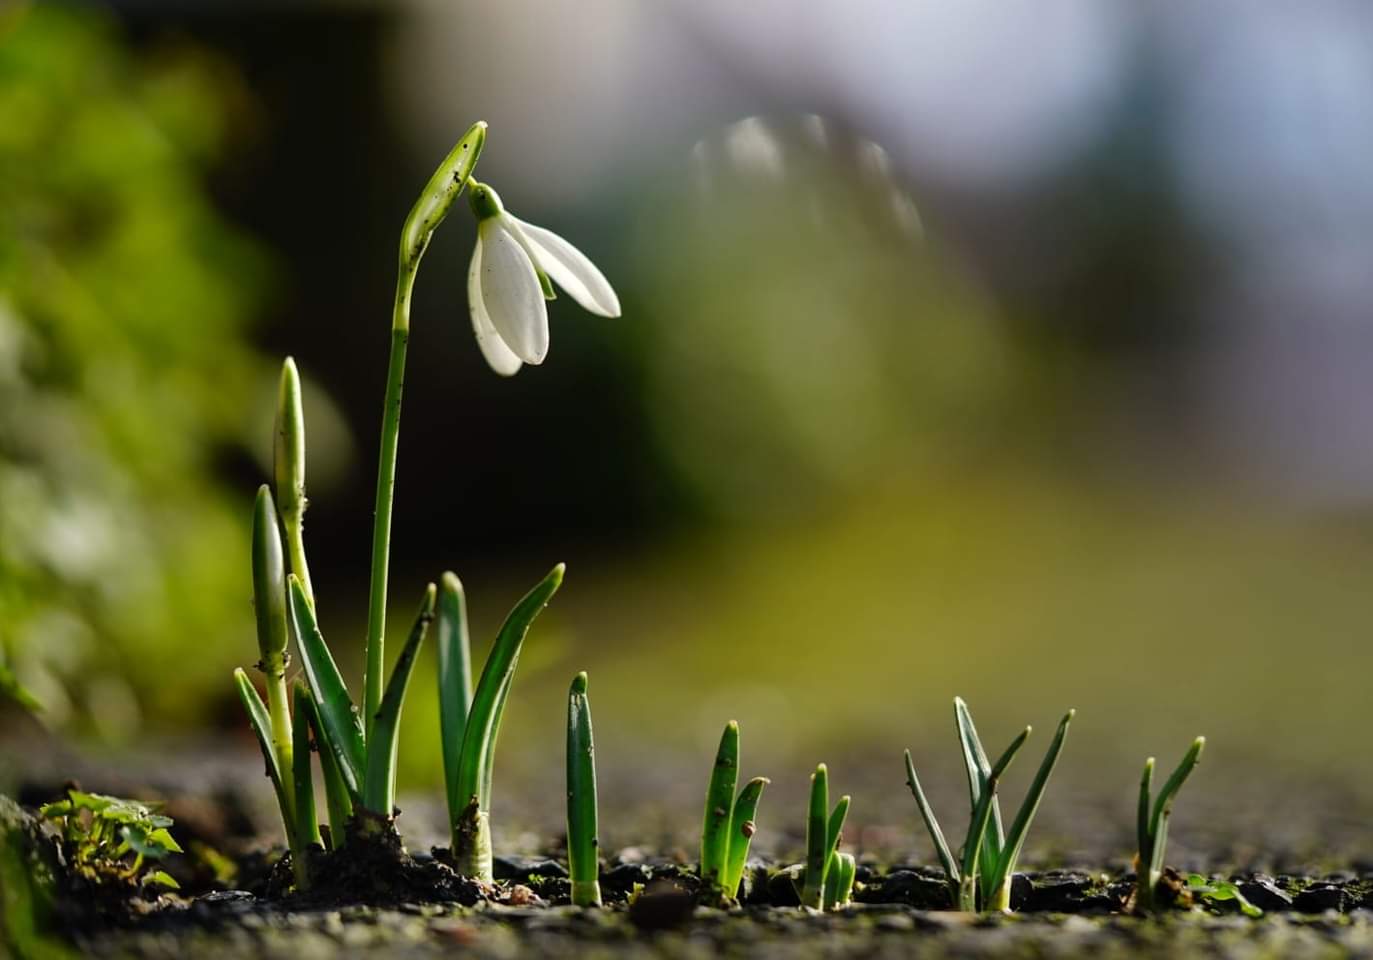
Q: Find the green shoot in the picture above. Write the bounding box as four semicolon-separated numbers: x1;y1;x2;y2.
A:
437;573;474;821
39;790;182;892
232;669;292;843
298;691;352;850
566;672;601;907
274;357;312;603
290;683;320;885
904;699;1074;911
363;122;486;742
1135;737;1205;914
796;764;850;910
446;564;564;881
698;721;769;900
250;486;295;816
1185;874;1262;918
362;584;437;819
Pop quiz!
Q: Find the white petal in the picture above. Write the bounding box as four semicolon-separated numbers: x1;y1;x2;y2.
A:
506;214;621;318
478;219;549;365
467;237;522;376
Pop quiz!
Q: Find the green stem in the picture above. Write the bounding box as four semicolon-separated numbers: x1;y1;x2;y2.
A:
363;122;486;746
252;486;295;823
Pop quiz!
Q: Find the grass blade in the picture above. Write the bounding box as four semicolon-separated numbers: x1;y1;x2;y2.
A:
437;572;473;823
298;691;352;849
289;575;365;803
722;776;769;898
799;763;830;909
904;749;959;887
960;726;1028;903
825;794;850;865
986;710;1074;904
233;669;292;846
700;721;740;890
566;672;601;907
362;584;436;816
451;564;564;879
1147;737;1205;879
954;698;1005;871
1137;757;1155;871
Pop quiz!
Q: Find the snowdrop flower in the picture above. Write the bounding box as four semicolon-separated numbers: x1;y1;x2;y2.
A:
466;181;621;375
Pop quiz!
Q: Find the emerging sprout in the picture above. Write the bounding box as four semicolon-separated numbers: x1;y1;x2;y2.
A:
566;672;601;907
904;698;1074;912
438;566;565;881
699;721;769;901
796;763;853;911
1135;736;1204;914
39;790;182;892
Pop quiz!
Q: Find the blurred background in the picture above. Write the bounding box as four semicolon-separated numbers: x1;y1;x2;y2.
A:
3;0;1372;862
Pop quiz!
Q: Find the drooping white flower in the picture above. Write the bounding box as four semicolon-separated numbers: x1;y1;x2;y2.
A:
466;181;621;376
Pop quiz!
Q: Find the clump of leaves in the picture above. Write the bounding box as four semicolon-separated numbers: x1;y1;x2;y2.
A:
38;790;181;892
1134;736;1204;914
903;697;1074;912
699;721;768;902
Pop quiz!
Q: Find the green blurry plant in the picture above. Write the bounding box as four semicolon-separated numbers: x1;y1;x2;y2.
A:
1134;737;1204;914
0;3;266;732
795;763;852;911
565;672;600;907
903;698;1073;912
38;789;181;892
1184;874;1261;918
699;721;768;901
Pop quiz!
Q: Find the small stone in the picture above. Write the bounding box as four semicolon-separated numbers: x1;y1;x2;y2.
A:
1294;883;1346;913
1238;877;1293;912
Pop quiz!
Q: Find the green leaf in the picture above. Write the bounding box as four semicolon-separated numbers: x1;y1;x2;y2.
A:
362;583;436;816
954;698;1004;878
986;709;1074;898
289;575;365;803
299;691;352;848
1137;757;1155;870
1147;737;1204;880
961;727;1028;887
233;669;293;845
700;721;740;890
565;672;601;907
721;776;768;899
904;749;959;888
291;682;321;849
437;573;473;826
452;565;563;829
121;825;181;859
1187;874;1263;918
145;870;180;890
799;763;830;910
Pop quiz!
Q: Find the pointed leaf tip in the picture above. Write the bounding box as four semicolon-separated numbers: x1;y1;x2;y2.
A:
571;672;588;694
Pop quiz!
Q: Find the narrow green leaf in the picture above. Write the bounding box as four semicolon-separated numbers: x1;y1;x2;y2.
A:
362;583;437;816
437;572;473;824
566;672;601;907
987;709;1074;897
289;576;365;802
800;763;830;909
299;692;352;849
822;849;842;910
961;727;1028;888
721;776;768;898
233;668;294;846
954;698;1005;872
904;749;959;887
1147;737;1204;880
700;721;740;889
452;565;564;834
835;852;856;907
292;683;321;849
145;870;180;890
825;795;850;865
1137;757;1155;871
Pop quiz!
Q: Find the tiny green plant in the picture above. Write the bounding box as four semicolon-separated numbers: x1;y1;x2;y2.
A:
565;672;601;907
699;721;769;901
795;764;852;911
1134;736;1204;914
1184;874;1262;918
904;698;1074;912
38;790;182;892
438;568;564;882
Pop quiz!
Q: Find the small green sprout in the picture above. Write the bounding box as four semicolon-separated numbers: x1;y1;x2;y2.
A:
1185;874;1262;917
566;672;601;907
904;698;1074;912
699;721;769;901
39;790;182;892
439;566;565;881
1135;736;1204;914
795;764;852;911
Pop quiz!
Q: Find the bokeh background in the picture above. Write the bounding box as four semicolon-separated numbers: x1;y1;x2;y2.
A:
3;0;1373;861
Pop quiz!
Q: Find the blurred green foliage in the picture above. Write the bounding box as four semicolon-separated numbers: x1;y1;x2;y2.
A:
0;3;267;735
